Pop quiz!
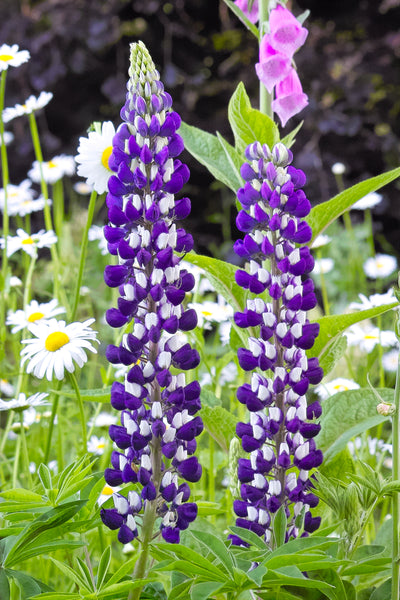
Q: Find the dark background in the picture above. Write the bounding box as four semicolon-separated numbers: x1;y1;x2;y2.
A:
1;0;400;259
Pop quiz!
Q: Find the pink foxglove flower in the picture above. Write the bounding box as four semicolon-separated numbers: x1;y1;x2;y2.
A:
234;0;259;23
255;34;291;93
269;4;308;59
271;69;308;127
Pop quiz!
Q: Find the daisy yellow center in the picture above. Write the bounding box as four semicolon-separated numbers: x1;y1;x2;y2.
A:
101;146;113;170
0;54;13;62
101;485;114;496
45;331;69;352
334;384;348;391
376;261;384;269
28;311;45;322
97;442;106;449
48;160;57;168
22;237;34;245
201;310;213;317
365;335;378;340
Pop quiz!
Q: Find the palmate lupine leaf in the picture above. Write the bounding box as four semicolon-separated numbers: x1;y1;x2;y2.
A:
308;166;400;243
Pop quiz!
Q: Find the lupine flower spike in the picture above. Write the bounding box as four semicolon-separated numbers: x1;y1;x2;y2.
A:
100;41;203;545
232;141;323;546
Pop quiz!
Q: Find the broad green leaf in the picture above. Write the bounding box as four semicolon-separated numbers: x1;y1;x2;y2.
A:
261;565;335;591
51;386;112;403
228;82;279;154
196;501;226;516
316;388;393;463
6;568;42;597
97;546;112;590
8;540;82;564
216;131;245;189
49;556;91;590
190;530;235;575
38;464;52;491
200;389;221;408
310;301;399;359
0;500;45;513
105;556;138;587
155;543;228;581
222;0;259;37
201;405;238;453
180;122;243;193
246;563;268;586
75;556;96;592
318;334;347;377
280;121;303;149
190;580;225;600
156;559;227;582
370;579;391;600
31;595;80;600
229;526;271;550
309;167;400;243
0;570;10;600
0;489;44;503
169;580;192;600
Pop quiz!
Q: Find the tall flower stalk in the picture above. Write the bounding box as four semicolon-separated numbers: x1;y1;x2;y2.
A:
231;141;323;546
100;42;203;585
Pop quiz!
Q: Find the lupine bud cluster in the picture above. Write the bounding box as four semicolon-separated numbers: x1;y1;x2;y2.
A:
231;141;323;546
100;41;203;544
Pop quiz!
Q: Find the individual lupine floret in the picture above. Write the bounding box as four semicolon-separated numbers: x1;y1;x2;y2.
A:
231;141;323;547
100;42;202;545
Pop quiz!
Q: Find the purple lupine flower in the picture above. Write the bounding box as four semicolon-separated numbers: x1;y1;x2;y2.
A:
255;5;308;126
232;141;323;547
100;41;202;544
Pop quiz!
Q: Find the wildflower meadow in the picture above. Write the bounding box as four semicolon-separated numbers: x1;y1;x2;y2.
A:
2;1;400;599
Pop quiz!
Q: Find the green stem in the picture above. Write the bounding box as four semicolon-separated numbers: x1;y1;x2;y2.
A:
19;411;33;488
316;248;330;315
44;381;63;463
28;112;60;299
12;432;21;488
67;371;87;456
365;207;375;257
70;190;98;321
0;69;10;351
258;0;272;118
52;179;64;243
392;313;400;600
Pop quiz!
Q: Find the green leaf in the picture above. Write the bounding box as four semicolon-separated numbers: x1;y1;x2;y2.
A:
222;0;259;37
6;568;42;597
169;580;192;600
190;530;235;575
370;578;391;599
51;386;112;403
156;560;227;582
201;406;238;453
0;489;44;503
31;594;80;600
200;389;221;408
316;388;394;463
216;131;245;189
105;556;138;587
75;556;96;592
229;526;271;550
318;334;347;377
309;167;400;243
97;546;112;591
228;82;279;154
280;121;303;149
180;122;243;193
49;556;91;590
95;580;152;600
196;501;226;516
155;544;228;581
310;302;399;359
272;505;287;548
190;580;225;600
38;464;52;491
0;569;10;600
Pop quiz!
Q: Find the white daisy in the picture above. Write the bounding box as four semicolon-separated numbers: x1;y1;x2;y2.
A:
312;258;334;275
0;392;49;412
382;349;399;372
345;323;398;353
0;228;57;257
2;91;53;123
189;296;233;328
311;234;332;249
363;254;397;279
87;435;108;455
8;195;51;218
20;318;99;381
88;224;108;255
0;131;14;146
0;44;30;71
352;192;383;211
0;379;14;397
0;180;35;213
9;275;22;287
28;155;75;184
73;181;92;195
88;411;117;428
97;484;121;507
349;290;396;311
75;121;116;194
331;162;346;175
314;377;360;400
6;298;66;333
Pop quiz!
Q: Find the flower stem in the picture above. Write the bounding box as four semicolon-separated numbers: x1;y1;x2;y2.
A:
44;381;63;463
259;0;272;118
392;310;400;600
67;371;87;456
52;179;64;244
70;190;98;321
0;69;10;352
